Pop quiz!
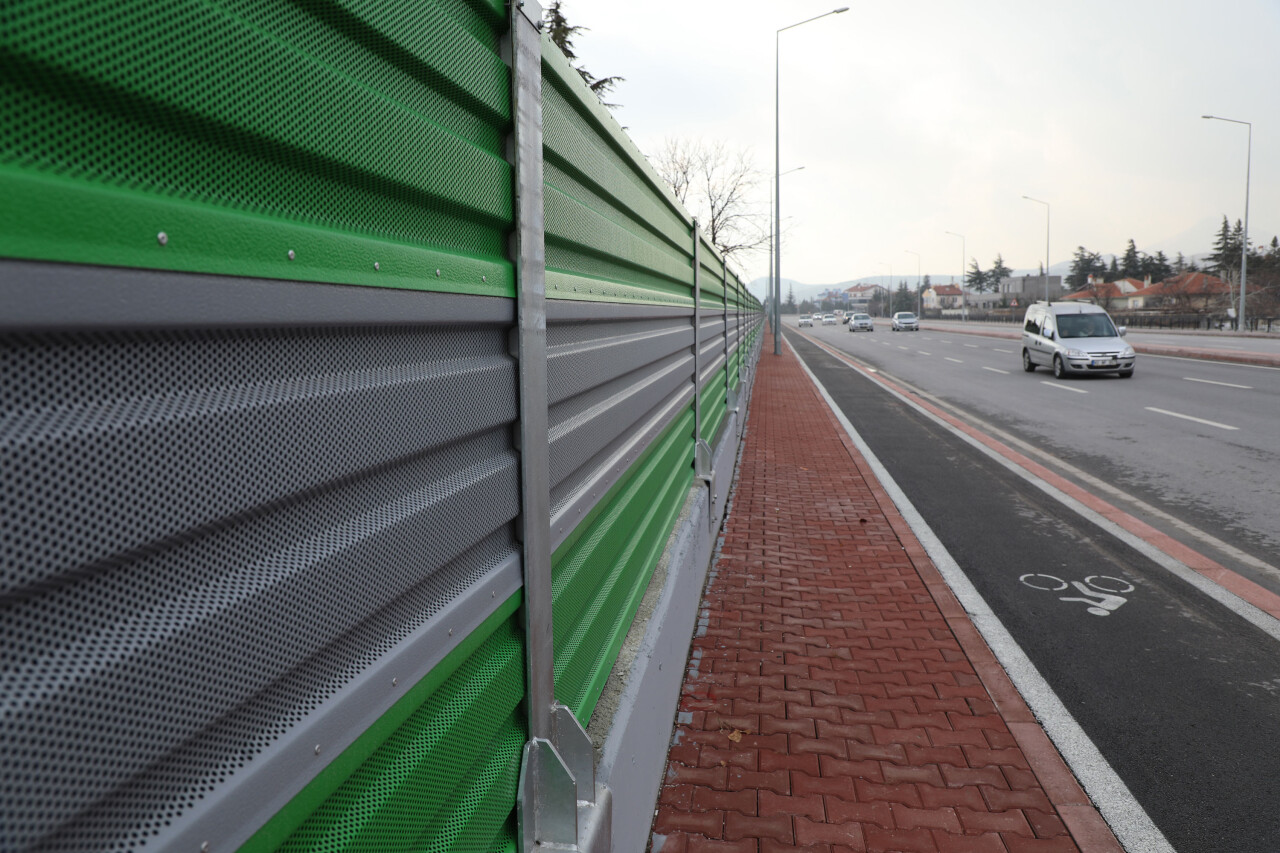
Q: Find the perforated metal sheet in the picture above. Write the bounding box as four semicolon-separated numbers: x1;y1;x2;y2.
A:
1;308;520;850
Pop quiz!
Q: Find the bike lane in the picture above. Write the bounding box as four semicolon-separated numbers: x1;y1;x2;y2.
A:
788;330;1280;851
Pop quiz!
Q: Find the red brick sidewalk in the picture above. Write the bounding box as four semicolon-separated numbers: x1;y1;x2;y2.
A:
649;338;1121;853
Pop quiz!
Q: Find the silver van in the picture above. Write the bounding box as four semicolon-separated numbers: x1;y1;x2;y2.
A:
1021;301;1135;378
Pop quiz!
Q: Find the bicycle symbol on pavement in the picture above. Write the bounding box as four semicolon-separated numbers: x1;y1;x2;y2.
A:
1019;574;1135;616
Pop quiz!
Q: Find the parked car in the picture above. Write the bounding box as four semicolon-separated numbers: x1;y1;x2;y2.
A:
1021;301;1135;378
822;314;837;325
891;312;919;331
798;314;813;327
848;313;874;332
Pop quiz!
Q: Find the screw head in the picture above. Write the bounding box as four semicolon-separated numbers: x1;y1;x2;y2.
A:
157;232;168;246
288;250;295;260
435;269;441;277
314;744;321;755
374;262;380;271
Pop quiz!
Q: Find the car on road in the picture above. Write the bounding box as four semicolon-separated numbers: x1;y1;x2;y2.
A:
1021;301;1135;378
848;313;874;332
891;312;919;331
798;314;813;327
822;314;837;325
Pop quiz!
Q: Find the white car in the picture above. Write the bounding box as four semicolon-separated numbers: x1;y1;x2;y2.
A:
848;313;874;332
821;314;837;325
798;314;813;327
891;312;919;331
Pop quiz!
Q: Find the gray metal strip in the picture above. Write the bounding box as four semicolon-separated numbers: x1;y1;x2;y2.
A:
551;380;695;551
156;556;523;853
0;259;514;330
546;300;692;323
510;0;554;743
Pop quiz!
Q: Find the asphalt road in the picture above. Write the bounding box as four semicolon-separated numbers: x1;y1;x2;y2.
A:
786;329;1280;852
798;320;1280;598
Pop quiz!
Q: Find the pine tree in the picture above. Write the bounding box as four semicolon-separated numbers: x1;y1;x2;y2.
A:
543;1;624;107
1121;238;1141;278
988;254;1013;290
965;259;988;293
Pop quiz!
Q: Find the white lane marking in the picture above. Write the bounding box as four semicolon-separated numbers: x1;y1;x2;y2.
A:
917;351;932;356
964;343;979;348
897;346;909;350
993;348;1014;354
1183;376;1253;390
983;366;1011;375
790;342;1175;853
1146;407;1239;431
939;339;953;344
945;357;963;363
1041;381;1087;394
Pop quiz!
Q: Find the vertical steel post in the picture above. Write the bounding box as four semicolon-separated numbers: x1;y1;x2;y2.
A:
692;224;702;445
509;0;553;752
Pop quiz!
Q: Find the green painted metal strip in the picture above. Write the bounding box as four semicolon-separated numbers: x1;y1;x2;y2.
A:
240;592;523;852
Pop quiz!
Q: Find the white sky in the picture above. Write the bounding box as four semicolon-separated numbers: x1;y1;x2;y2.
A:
555;0;1279;293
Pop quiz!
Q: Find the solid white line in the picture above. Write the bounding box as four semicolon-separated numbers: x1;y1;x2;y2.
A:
945;357;963;363
1040;381;1087;394
1183;376;1253;390
1146;407;1238;431
789;342;1175;853
983;366;1011;375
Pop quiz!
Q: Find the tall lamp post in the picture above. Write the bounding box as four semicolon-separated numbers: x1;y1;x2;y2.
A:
1202;114;1252;333
768;166;805;338
775;6;848;355
945;231;966;320
905;250;921;315
1021;196;1051;302
879;262;892;315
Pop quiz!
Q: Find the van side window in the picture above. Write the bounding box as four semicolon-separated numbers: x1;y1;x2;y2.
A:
1024;313;1041;335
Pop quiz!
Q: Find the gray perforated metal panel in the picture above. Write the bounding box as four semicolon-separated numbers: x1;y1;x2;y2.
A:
0;267;520;851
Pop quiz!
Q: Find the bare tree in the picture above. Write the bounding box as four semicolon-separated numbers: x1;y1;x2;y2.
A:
651;137;768;261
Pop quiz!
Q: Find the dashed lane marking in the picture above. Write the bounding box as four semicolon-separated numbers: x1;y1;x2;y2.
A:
1146;407;1239;431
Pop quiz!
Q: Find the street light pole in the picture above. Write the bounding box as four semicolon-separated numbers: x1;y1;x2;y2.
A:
945;231;965;320
905;250;921;315
879;262;892;314
768;166;805;339
775;6;848;355
1202;114;1252;333
1022;196;1050;302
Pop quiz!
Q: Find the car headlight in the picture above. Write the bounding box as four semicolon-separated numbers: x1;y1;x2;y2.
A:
1066;348;1088;359
1121;346;1135;358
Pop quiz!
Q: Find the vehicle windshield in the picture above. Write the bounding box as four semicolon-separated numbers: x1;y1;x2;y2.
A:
1057;313;1116;338
898;313;916;321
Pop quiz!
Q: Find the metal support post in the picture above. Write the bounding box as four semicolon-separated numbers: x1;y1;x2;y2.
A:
508;3;609;850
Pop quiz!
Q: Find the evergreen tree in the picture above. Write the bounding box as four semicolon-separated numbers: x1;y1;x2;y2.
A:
1175;252;1187;274
1120;239;1142;278
1208;215;1235;275
1068;246;1106;291
892;282;913;313
965;259;989;293
543;2;624;107
988;254;1013;290
1108;256;1119;278
785;284;797;314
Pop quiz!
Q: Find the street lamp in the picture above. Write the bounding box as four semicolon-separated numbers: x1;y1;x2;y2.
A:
905;249;921;315
879;262;892;315
945;231;966;320
775;6;849;355
1021;195;1050;302
768;166;805;340
1202;114;1252;334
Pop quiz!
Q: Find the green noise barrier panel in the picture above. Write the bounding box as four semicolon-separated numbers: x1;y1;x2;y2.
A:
1;1;762;850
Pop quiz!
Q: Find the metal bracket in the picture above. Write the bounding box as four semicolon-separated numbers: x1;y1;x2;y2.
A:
695;438;713;486
517;704;611;853
727;386;739;415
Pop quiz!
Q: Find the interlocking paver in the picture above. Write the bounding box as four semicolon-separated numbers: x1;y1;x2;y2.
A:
648;334;1118;853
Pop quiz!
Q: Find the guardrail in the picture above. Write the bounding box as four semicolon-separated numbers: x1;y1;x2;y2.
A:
0;3;761;852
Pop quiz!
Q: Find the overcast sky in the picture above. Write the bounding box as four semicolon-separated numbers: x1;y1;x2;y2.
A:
556;0;1278;293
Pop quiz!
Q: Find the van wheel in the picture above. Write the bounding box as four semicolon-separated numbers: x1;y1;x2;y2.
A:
1022;350;1036;372
1052;355;1066;378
